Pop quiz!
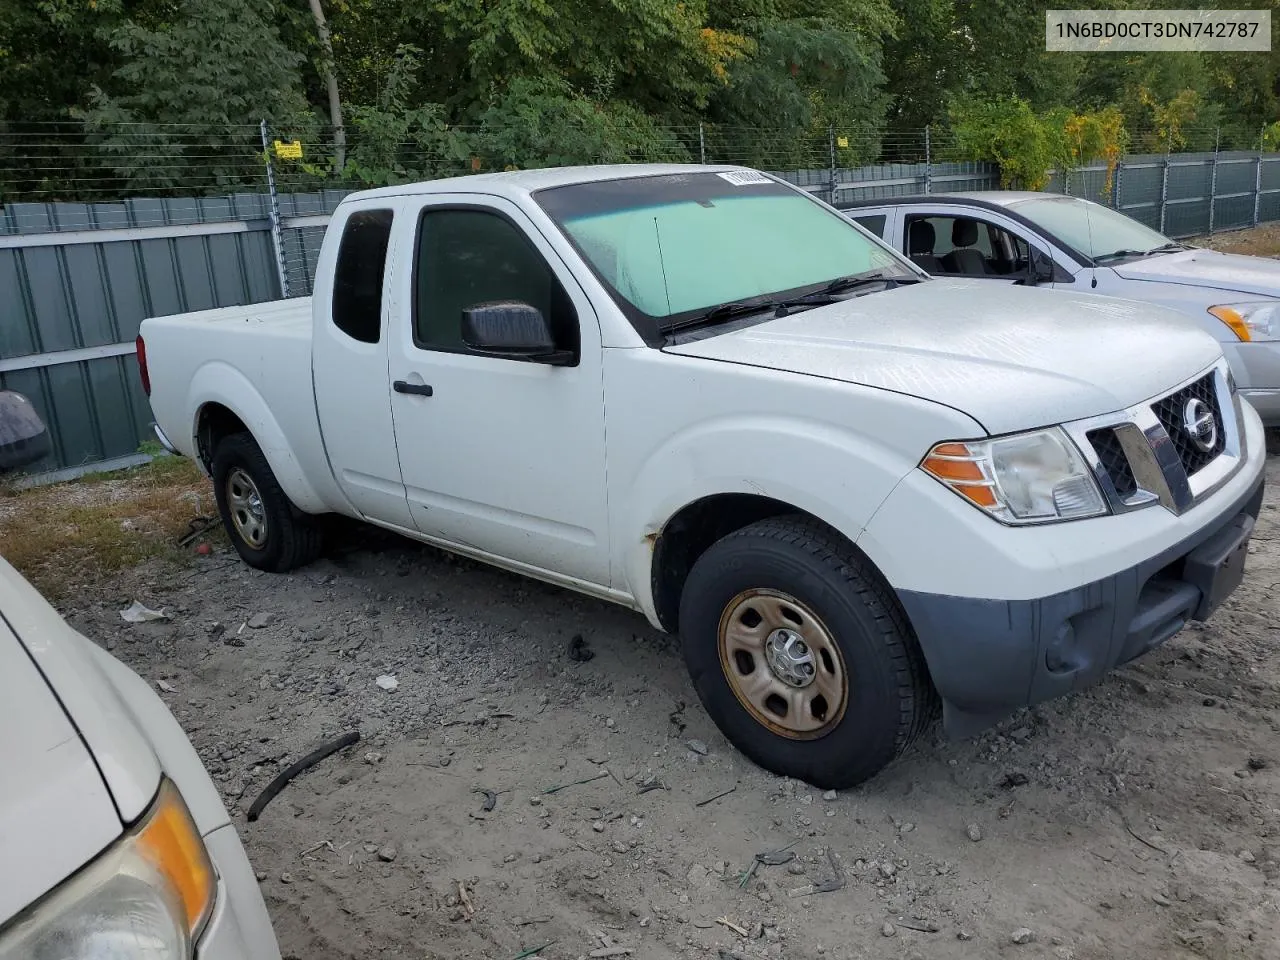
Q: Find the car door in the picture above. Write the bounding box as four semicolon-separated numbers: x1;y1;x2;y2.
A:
900;208;1071;287
310;201;416;530
387;194;611;587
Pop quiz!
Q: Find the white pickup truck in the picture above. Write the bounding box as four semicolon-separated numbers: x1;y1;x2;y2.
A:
141;164;1267;787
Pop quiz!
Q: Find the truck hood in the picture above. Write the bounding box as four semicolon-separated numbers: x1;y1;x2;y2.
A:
1113;248;1280;298
665;279;1223;435
0;611;120;922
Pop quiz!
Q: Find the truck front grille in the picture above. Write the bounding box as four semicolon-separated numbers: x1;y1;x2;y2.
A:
1072;363;1240;517
1086;427;1137;498
1151;373;1224;477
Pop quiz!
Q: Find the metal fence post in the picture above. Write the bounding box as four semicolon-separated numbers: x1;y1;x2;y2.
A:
698;122;706;165
1112;159;1124;210
828;125;837;204
1208;127;1220;234
259;119;291;299
1255;124;1266;226
924;125;932;194
1159;134;1172;235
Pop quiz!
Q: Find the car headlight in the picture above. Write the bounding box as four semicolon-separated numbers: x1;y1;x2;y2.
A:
0;780;215;960
921;428;1107;524
1208;302;1280;342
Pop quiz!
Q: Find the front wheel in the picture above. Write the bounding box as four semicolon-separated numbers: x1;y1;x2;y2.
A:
679;516;936;788
211;432;323;572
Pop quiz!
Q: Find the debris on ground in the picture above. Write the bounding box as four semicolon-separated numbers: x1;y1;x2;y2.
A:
1011;928;1036;945
695;785;737;807
375;673;399;692
246;730;361;822
687;738;709;756
567;633;594;662
120;600;169;623
542;771;610;794
966;823;983;842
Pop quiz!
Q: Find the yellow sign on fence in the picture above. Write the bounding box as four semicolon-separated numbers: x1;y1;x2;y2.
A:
273;139;303;161
836;136;849;148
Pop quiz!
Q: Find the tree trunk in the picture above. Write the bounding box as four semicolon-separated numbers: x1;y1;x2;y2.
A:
307;0;345;172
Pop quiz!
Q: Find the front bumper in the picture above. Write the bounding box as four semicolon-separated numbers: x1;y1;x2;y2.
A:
196;825;281;960
898;470;1264;736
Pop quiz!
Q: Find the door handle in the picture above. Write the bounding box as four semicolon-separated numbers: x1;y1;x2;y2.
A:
393;380;434;397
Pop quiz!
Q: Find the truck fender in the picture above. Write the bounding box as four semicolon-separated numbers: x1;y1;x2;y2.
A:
186;361;328;515
619;415;913;626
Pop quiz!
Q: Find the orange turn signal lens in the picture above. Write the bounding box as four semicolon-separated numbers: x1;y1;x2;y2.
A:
921;443;999;509
1209;306;1252;342
135;780;216;934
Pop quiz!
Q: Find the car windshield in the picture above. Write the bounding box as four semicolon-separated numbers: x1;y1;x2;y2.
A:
1009;196;1175;263
534;172;909;340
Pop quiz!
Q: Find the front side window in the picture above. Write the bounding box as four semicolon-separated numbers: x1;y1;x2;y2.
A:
413;208;578;356
535;173;909;341
904;215;1028;277
1010;197;1173;263
331;209;393;344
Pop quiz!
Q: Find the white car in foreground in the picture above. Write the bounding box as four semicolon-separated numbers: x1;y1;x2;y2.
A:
0;392;280;960
843;191;1280;423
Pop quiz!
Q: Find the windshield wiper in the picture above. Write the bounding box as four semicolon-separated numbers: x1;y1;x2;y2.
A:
1145;241;1189;255
1092;248;1148;264
824;271;921;294
665;292;840;334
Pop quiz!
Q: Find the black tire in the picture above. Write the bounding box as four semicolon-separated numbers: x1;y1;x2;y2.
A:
679;515;936;789
211;432;323;572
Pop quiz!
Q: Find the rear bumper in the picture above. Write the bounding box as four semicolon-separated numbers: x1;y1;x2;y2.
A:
898;470;1265;737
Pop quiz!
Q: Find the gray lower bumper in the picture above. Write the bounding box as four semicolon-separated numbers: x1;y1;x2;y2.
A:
898;473;1265;737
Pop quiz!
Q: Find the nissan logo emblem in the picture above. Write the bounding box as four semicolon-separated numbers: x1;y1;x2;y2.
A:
1182;397;1218;453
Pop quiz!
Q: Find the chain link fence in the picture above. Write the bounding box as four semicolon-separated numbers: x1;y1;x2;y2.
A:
3;120;1280;478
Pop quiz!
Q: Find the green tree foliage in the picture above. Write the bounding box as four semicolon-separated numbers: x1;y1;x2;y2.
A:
77;0;314;190
2;0;1280;198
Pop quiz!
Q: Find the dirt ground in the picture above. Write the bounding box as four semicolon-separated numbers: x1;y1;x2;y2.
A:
23;445;1271;960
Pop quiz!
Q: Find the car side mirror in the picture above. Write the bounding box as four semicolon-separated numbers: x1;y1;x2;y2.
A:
461;302;573;365
1022;249;1057;286
0;391;50;474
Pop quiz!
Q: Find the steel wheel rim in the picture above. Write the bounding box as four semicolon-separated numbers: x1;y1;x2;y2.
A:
226;468;268;549
717;589;848;740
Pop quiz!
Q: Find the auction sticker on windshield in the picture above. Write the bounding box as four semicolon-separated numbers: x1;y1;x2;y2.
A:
717;171;773;186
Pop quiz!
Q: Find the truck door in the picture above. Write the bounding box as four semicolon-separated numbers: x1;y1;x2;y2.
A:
387;195;611;587
311;202;416;530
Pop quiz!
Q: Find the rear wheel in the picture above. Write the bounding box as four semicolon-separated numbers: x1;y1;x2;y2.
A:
211;432;322;572
679;515;935;788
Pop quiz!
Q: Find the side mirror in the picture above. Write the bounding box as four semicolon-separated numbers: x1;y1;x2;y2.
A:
1029;250;1056;285
461;302;572;365
0;391;50;474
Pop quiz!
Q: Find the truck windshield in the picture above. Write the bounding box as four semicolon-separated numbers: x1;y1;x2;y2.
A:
1009;196;1179;264
535;172;911;342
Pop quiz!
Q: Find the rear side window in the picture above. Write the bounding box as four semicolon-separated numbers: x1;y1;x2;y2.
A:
332;209;394;344
851;214;887;238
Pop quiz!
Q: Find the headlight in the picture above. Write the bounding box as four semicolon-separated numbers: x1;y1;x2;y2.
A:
1208;302;1280;342
921;428;1107;524
0;780;215;960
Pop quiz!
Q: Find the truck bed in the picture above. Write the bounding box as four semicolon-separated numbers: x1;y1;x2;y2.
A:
140;296;340;513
